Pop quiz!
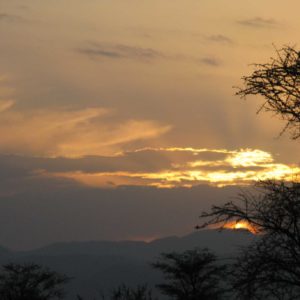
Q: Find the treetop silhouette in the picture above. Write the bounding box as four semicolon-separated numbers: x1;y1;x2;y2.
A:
237;45;300;139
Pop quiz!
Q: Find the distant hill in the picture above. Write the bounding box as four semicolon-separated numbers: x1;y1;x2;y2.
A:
23;228;254;257
0;229;255;299
0;245;12;257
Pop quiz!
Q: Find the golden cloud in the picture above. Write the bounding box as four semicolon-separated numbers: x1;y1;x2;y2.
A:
47;148;300;188
0;104;171;157
0;99;14;113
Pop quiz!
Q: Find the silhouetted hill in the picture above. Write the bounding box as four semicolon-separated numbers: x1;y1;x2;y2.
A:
0;229;255;299
24;228;254;258
0;245;12;257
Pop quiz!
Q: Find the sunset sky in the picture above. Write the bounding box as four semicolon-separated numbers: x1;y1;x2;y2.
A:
1;0;299;250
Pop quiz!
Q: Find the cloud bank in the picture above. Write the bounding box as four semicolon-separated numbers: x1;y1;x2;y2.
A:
1;148;298;192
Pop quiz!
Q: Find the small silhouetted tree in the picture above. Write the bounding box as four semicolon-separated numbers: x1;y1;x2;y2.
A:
77;285;157;300
0;263;69;300
110;284;157;300
152;248;227;300
236;45;300;139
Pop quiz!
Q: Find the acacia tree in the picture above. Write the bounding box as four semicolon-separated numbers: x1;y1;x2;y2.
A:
152;248;227;300
199;45;300;299
200;181;300;299
236;46;300;139
0;263;69;300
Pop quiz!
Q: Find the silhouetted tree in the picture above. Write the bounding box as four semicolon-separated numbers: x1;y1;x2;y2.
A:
77;285;156;300
109;284;157;300
199;181;300;299
236;45;300;139
199;45;300;298
0;263;69;300
152;248;227;300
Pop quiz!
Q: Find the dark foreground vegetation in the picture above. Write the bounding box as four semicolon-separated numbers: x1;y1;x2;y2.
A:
2;45;299;300
0;248;230;300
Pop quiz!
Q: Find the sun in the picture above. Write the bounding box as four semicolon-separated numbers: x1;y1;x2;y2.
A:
233;222;248;230
225;221;257;234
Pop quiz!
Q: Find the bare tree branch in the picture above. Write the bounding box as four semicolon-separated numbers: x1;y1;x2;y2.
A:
236;46;300;139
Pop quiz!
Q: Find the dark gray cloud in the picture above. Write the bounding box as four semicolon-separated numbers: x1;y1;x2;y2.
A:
237;17;278;28
0;147;290;177
0;151;294;249
0;149;234;175
0;13;25;23
77;42;165;61
199;57;221;66
0;181;242;250
0;152;172;174
77;42;223;67
206;34;233;44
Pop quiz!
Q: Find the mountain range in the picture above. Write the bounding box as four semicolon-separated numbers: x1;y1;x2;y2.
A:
0;229;255;299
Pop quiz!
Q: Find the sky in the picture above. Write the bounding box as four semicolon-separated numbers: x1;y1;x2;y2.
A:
0;0;299;250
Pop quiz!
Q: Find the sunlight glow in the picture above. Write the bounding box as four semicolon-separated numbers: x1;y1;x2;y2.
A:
224;221;257;234
50;148;300;188
226;149;273;167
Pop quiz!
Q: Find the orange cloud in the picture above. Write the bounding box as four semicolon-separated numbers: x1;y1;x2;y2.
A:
0;100;14;113
0;104;171;157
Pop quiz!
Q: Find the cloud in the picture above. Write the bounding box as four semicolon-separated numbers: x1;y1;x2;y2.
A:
52;148;300;188
0;104;171;157
0;76;14;102
0;13;26;23
77;42;166;61
17;5;31;11
206;35;233;44
0;147;298;250
1;148;298;191
237;17;278;28
0;100;14;113
77;42;219;66
0;183;240;250
199;57;221;66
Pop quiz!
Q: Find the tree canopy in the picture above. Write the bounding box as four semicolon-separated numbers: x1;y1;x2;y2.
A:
109;285;157;300
0;263;69;300
152;248;227;300
237;46;300;139
200;181;300;299
199;45;300;299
